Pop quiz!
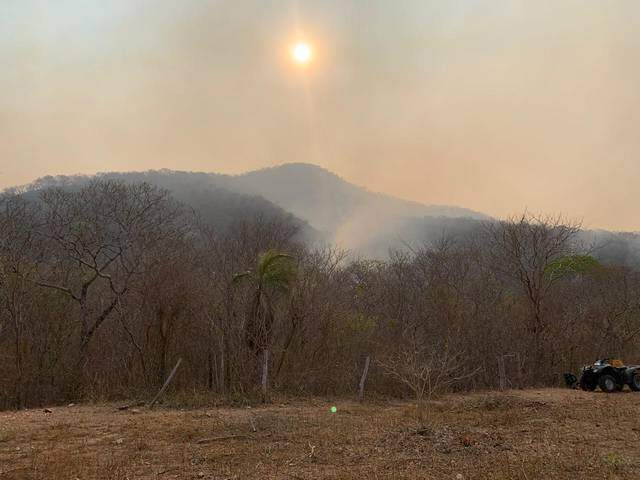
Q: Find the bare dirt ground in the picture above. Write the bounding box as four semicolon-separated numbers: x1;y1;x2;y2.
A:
1;388;639;479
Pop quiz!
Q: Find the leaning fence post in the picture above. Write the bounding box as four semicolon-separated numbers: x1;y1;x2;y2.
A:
149;358;182;409
261;349;269;403
358;355;371;402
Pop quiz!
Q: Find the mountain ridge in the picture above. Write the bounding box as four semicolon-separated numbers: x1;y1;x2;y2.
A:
7;163;640;263
230;163;488;232
6;162;489;254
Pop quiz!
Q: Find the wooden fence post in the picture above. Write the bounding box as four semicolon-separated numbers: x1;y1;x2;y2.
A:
149;358;182;409
358;355;371;402
261;349;269;403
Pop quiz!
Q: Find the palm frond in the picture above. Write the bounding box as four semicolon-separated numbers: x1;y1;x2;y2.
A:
232;271;252;284
258;251;295;277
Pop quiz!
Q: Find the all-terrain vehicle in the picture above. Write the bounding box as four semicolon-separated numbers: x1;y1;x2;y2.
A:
565;359;640;393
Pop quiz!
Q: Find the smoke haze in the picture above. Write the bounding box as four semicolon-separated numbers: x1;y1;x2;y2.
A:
2;1;639;230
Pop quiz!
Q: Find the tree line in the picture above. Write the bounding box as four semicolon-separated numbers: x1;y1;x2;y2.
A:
1;179;639;409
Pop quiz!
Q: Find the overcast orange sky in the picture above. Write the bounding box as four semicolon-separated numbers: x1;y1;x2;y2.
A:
2;1;639;230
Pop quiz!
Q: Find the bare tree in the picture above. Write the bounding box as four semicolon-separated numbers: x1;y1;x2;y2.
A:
379;341;479;420
35;181;184;382
483;213;581;379
0;194;42;407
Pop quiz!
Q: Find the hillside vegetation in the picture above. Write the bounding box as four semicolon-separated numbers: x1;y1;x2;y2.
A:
18;164;640;261
2;175;640;410
18;164;489;256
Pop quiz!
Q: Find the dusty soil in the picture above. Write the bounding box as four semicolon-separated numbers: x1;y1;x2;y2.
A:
1;389;639;479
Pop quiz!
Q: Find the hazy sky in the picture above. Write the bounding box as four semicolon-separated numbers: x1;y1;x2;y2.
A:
2;1;639;230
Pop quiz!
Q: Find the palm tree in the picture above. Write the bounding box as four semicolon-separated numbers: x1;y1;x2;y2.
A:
234;250;296;401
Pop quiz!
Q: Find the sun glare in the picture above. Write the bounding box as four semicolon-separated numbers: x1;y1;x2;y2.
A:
291;42;313;65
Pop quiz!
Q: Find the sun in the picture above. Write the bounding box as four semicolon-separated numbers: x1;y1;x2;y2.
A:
291;42;313;65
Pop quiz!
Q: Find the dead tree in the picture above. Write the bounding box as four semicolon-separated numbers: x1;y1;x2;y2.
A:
0;194;41;407
35;181;184;380
483;213;580;379
378;342;479;420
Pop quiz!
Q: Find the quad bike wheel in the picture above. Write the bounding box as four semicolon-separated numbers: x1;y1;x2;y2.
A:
580;378;597;391
629;373;640;392
599;374;618;393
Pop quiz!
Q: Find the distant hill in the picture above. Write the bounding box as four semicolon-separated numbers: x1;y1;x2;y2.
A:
13;170;317;244
13;164;488;255
8;164;640;262
228;163;488;242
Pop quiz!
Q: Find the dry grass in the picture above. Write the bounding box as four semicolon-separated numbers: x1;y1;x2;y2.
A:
1;389;639;479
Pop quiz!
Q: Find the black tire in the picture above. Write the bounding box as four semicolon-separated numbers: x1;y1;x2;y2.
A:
629;373;640;392
599;374;618;393
580;377;597;391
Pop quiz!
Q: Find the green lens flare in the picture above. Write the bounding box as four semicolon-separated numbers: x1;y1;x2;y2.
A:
330;406;337;413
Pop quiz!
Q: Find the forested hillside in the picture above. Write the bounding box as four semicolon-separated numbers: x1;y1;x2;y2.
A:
2;177;640;409
18;164;490;256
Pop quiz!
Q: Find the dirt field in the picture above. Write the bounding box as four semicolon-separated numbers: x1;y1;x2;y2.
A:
1;389;639;479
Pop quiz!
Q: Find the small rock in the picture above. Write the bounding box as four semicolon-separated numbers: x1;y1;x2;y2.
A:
456;474;464;480
115;438;124;445
130;408;141;414
43;408;52;414
198;472;205;478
